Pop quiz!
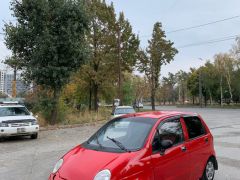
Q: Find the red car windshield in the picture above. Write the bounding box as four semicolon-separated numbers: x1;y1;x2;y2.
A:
84;117;157;152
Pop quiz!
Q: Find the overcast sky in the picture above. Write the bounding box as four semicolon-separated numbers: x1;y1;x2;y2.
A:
1;0;240;76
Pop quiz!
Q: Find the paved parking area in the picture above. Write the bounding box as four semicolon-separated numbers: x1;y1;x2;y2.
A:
0;106;240;180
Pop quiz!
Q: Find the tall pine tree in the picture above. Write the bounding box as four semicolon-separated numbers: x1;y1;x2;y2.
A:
138;22;178;110
86;0;117;111
115;12;139;105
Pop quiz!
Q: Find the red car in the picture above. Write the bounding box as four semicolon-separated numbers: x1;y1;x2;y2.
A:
49;111;218;180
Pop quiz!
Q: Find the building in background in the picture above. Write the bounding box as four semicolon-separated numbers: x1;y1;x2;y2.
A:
0;71;5;94
0;70;29;97
4;73;29;96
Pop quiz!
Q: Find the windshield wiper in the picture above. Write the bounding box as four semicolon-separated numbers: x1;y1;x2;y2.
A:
107;136;131;152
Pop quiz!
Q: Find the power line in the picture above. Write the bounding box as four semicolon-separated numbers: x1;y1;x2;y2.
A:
167;15;240;34
140;14;240;38
177;34;239;49
178;38;235;48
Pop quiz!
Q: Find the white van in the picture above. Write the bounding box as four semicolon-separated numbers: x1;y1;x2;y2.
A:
111;106;136;119
0;103;39;139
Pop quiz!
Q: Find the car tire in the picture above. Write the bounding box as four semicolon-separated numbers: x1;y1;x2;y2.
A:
202;158;215;180
30;133;38;139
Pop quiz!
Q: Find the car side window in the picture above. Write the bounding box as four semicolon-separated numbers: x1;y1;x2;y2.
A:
183;116;206;139
152;117;184;153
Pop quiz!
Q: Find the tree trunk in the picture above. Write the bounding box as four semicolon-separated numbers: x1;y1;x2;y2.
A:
93;82;99;112
151;88;156;110
204;95;207;107
50;89;60;125
92;19;99;111
220;75;223;107
178;85;181;104
182;87;185;105
117;25;123;105
89;81;92;111
209;90;213;105
171;86;175;105
224;60;233;103
225;74;233;103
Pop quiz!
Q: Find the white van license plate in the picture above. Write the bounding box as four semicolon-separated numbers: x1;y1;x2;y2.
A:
17;128;26;133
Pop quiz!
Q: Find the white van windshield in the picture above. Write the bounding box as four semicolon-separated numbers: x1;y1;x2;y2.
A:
0;107;30;117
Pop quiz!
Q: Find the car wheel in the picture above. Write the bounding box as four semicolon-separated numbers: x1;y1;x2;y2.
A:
202;158;215;180
31;133;38;139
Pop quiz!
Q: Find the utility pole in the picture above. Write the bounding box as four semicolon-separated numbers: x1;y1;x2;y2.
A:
12;67;17;98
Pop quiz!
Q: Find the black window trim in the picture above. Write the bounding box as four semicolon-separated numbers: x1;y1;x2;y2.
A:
182;114;207;141
151;115;185;154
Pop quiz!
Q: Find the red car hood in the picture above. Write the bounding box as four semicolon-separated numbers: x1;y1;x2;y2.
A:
58;145;135;180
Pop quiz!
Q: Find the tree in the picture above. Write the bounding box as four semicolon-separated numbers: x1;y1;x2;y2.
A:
115;12;139;105
187;68;199;104
162;73;177;104
231;37;240;70
4;0;89;124
132;75;149;104
122;73;134;105
231;38;240;103
214;53;234;104
176;70;189;104
200;61;219;106
85;0;117;111
138;22;178;110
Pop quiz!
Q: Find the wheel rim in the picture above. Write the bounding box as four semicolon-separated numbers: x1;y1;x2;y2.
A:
206;161;215;180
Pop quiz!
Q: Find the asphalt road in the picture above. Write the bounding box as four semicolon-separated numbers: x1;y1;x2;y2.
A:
0;106;240;180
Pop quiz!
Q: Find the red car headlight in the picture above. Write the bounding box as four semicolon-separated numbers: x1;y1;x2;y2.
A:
94;169;111;180
52;159;63;174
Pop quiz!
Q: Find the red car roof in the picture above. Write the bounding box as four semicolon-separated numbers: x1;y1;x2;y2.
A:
125;111;197;119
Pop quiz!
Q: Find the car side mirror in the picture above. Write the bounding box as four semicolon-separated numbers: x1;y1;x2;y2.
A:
30;112;33;116
160;140;173;155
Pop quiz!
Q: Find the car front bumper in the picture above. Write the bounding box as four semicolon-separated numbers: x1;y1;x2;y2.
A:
0;125;39;137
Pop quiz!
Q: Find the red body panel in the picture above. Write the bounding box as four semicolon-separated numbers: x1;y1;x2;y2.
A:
49;111;217;180
183;116;215;180
151;144;190;180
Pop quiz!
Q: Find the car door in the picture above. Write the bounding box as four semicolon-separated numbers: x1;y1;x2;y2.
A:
151;116;190;180
182;115;210;180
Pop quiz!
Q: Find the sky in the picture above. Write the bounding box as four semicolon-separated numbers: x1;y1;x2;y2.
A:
1;0;240;76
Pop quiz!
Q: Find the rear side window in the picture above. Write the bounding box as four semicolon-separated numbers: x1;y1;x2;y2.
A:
183;116;206;139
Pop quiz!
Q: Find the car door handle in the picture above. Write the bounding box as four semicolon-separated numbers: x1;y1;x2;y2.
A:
181;146;187;152
205;138;209;143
